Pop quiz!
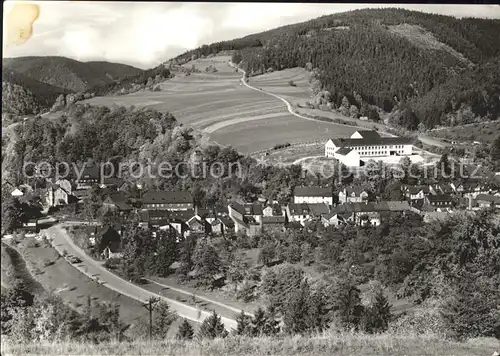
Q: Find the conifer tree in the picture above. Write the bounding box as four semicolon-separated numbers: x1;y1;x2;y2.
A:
198;311;228;339
361;289;392;334
154;301;177;338
250;307;267;336
176;318;194;340
235;310;252;336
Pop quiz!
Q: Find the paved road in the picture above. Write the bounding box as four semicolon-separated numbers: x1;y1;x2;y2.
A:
144;278;254;318
43;225;237;330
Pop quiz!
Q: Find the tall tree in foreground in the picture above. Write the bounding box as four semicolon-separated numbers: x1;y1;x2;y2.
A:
176;318;194;340
198;311;228;339
361;288;392;334
235;310;252;336
154;301;177;338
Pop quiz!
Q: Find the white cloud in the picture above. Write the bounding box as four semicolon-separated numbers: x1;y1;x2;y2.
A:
3;2;500;68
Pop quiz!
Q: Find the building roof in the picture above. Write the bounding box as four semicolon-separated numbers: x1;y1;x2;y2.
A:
353;130;383;141
288;203;310;215
375;201;411;211
243;204;263;216
78;165;100;180
11;188;24;197
262;216;286;224
343;185;368;197
308;203;330;216
102;177;124;186
331;201;410;215
427;195;453;203
142;191;193;204
229;202;263;216
219;216;235;228
335;147;354;156
475;194;500;204
332;136;411;148
294;186;332;197
104;192;132;211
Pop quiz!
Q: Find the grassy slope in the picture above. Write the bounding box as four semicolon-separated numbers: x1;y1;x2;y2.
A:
2;334;499;356
83;56;357;154
2;56;144;93
1;242;44;295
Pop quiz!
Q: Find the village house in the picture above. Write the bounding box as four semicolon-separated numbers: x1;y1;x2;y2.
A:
76;165;100;190
102;192;133;213
293;186;333;205
100;177;125;190
285;203;311;226
338;186;369;204
401;185;430;200
325;130;412;167
43;179;74;208
262;203;284;217
425;195;454;210
210;216;235;237
98;226;122;260
322;201;410;227
475;194;500;209
307;203;330;218
262;216;286;232
141;191;193;211
228;202;262;237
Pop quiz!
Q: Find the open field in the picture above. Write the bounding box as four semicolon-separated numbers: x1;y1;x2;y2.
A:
82;56;358;154
249;67;391;133
3;334;499;356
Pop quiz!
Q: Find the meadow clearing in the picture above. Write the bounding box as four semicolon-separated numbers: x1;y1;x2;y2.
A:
3;333;499;356
83;56;357;154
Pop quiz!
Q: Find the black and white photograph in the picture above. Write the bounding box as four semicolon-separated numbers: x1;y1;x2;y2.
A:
1;1;500;355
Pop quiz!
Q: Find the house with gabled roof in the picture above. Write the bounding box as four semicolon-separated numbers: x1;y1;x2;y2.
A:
425;195;454;211
262;216;286;232
228;202;261;237
285;203;311;226
401;185;430;200
293;186;333;205
103;192;133;213
475;194;500;208
141;190;193;211
76;165;100;190
339;186;369;204
263;203;284;217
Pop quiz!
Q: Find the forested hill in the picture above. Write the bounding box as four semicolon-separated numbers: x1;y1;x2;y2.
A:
2;56;144;93
1;69;71;116
174;8;500;129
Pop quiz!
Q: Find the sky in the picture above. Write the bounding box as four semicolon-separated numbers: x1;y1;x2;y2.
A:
3;2;500;69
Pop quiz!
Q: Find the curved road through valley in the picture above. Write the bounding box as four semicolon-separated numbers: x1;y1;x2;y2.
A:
43;225;237;330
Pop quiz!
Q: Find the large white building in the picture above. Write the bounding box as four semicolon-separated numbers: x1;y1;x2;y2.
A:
293;186;333;205
325;130;412;167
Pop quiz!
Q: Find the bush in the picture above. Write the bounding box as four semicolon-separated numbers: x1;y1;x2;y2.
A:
288;80;296;87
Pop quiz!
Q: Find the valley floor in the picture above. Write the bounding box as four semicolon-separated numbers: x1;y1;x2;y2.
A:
2;334;499;356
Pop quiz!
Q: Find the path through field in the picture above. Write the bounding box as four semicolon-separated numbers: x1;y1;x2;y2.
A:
83;56;358;154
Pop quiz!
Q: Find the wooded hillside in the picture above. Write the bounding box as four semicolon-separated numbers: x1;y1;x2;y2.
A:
175;8;500;129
